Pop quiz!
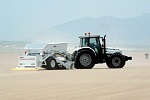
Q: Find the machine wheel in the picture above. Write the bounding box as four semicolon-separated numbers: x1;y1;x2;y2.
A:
106;53;125;68
46;57;59;70
74;49;95;69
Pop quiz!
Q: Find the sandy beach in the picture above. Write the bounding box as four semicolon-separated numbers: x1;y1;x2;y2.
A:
0;51;150;100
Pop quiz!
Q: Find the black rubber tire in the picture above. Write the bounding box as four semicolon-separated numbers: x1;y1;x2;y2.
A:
74;49;95;69
46;57;59;70
106;53;125;68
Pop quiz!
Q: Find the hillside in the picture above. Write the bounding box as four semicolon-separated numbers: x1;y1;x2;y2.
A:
32;14;150;46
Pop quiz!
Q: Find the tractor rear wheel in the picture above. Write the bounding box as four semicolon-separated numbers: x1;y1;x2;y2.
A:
46;57;59;70
106;53;125;68
74;49;95;69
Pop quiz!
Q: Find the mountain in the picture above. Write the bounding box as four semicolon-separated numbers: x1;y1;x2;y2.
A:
32;14;150;46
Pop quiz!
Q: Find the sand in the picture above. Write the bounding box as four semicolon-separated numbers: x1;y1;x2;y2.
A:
0;51;150;100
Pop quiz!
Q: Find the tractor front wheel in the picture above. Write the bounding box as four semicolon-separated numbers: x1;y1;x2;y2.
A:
106;53;125;68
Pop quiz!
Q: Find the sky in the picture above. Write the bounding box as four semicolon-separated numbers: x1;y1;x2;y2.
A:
0;0;150;41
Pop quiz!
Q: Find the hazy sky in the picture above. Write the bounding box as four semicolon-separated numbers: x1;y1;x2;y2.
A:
0;0;150;41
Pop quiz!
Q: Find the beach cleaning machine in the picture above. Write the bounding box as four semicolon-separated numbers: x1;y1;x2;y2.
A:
12;43;73;70
12;33;132;70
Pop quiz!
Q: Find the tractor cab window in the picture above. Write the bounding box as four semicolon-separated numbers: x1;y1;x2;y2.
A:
89;38;101;53
80;38;89;47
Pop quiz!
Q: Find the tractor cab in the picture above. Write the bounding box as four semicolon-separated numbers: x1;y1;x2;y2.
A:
79;33;106;56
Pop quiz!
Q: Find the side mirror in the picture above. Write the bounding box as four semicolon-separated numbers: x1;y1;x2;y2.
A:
102;38;104;42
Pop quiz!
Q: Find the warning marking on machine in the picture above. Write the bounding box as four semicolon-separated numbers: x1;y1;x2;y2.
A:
19;56;37;67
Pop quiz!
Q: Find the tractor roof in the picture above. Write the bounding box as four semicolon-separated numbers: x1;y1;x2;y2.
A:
79;35;100;38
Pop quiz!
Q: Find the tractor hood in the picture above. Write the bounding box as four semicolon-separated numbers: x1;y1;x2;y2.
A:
106;47;122;54
74;46;122;54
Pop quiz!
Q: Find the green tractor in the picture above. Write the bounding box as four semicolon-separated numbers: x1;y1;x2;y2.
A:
73;33;132;69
